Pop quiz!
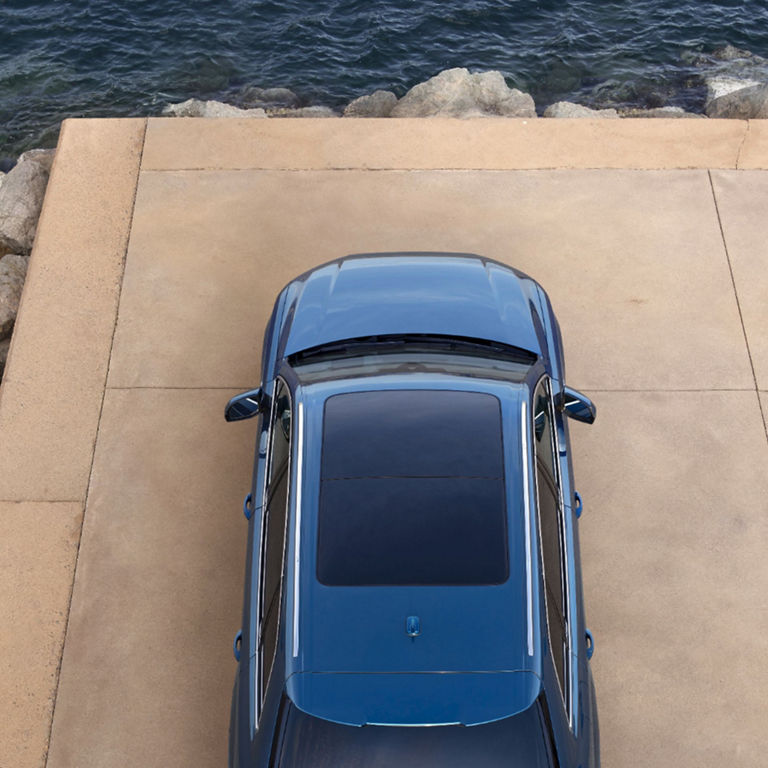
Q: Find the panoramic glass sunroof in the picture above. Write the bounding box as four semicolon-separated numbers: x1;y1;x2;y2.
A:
317;389;508;586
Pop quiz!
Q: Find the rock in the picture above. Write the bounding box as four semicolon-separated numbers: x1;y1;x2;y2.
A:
0;172;4;190
693;45;768;113
543;101;618;118
0;253;28;339
271;105;340;118
240;86;300;109
706;83;768;118
706;75;761;102
390;68;536;118
619;106;706;119
712;44;764;63
0;336;9;380
17;148;55;173
343;90;398;118
0;157;51;256
690;44;768;69
162;98;268;118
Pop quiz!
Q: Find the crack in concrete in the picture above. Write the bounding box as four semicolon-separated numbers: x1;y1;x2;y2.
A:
735;120;751;169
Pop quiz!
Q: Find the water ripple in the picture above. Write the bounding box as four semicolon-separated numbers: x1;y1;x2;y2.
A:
1;0;768;153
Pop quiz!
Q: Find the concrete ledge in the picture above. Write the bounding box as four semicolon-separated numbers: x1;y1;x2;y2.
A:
0;118;146;501
0;501;83;768
142;117;754;171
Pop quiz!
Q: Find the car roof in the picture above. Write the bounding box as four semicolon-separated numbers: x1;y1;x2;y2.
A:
278;252;543;361
281;372;544;726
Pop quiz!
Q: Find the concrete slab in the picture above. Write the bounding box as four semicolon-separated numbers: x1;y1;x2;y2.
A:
108;169;751;391
0;502;83;768
46;388;254;768
570;390;768;768
0;118;145;501
4;118;767;768
736;120;768;169
709;170;768;390
141;118;749;172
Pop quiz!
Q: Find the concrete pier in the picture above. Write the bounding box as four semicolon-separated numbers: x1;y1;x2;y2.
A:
2;117;768;767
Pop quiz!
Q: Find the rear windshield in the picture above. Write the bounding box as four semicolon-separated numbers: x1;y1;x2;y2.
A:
317;390;508;586
276;702;553;768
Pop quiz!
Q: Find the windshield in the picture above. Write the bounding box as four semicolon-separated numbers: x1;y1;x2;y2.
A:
275;700;554;768
289;334;535;387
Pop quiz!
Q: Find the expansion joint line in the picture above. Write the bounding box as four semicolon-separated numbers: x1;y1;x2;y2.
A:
707;169;768;446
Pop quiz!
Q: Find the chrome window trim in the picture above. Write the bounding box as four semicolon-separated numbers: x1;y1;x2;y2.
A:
531;374;573;726
255;376;293;727
292;400;304;658
520;399;534;657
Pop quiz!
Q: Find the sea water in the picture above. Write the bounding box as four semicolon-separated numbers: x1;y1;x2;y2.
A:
2;0;767;155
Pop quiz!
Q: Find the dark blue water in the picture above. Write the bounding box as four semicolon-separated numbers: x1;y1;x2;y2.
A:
2;0;768;156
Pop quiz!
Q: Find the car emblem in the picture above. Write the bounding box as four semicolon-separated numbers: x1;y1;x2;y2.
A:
405;615;421;637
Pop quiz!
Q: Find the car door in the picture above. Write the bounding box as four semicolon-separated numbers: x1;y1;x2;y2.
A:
552;387;599;766
233;379;292;767
533;374;600;766
255;379;292;718
532;376;581;764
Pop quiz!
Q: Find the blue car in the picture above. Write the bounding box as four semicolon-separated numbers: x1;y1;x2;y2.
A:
226;252;599;768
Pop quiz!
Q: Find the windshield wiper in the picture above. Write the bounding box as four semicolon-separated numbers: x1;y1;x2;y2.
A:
289;334;537;366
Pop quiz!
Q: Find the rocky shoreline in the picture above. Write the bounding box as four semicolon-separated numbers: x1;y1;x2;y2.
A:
0;149;54;378
162;46;768;121
2;46;768;380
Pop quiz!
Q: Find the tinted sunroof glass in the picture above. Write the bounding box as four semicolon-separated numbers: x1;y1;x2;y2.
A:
317;390;508;586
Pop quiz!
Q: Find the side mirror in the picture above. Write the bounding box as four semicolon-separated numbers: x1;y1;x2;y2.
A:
556;386;596;425
225;387;268;422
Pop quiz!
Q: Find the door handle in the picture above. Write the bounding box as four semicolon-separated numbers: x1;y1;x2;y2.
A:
243;493;253;521
574;490;583;518
233;630;242;662
585;628;595;660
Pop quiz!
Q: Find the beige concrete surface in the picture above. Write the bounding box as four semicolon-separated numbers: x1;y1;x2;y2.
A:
571;391;768;768
142;117;750;172
45;388;254;768
736;120;768;169
0;118;146;501
3;119;768;768
709;171;768;390
109;168;751;391
0;502;83;768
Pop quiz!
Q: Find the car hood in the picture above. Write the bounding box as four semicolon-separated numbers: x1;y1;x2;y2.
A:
278;253;543;359
286;669;542;727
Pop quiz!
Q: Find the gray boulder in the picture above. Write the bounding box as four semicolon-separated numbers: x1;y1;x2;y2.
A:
706;83;768;118
0;172;4;190
162;99;268;118
241;86;300;109
0;253;28;339
390;68;536;118
344;90;398;117
707;75;761;103
0;336;10;380
0;156;52;256
543;101;618;118
692;45;768;113
17;148;56;173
